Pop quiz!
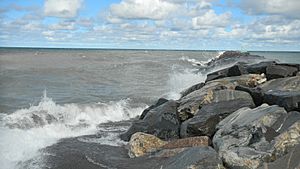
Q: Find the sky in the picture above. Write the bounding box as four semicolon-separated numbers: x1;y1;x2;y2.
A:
0;0;300;51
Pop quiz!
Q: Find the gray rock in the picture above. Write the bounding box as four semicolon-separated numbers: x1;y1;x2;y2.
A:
266;65;298;80
246;61;276;74
139;98;168;120
180;99;255;138
258;143;300;169
120;100;180;141
178;88;254;121
261;76;300;111
205;63;248;82
213;104;300;169
161;146;225;169
180;82;205;98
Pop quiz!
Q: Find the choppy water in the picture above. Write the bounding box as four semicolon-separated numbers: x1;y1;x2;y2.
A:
0;48;299;169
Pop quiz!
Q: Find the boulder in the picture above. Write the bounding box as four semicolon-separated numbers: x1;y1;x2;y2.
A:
128;132;167;158
261;76;300;111
180;82;205;98
139;98;168;119
162;136;210;149
246;61;276;74
236;76;300;111
213;104;300;169
266;65;298;80
178;89;254;121
206;63;248;82
120;100;180;141
161;146;225;169
180;99;255;138
258;143;300;169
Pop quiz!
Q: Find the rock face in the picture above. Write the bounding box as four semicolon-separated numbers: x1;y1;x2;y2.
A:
178;88;254;121
260;76;300;111
120;100;180;141
180;82;205;98
161;146;225;169
162;136;211;149
139;98;168;119
213;104;300;169
258;143;300;169
206;63;248;82
246;61;276;74
180;99;255;138
266;65;298;80
128;132;167;158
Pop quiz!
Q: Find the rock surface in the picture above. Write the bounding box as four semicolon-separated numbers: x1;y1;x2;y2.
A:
180;99;255;138
266;65;298;80
120;100;180;141
139;98;168;120
162;136;211;149
128;132;167;158
178;89;254;121
213;104;300;169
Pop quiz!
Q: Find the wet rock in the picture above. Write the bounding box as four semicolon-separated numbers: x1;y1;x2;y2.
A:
139;98;168;120
120;100;180;141
161;146;225;169
213;104;300;169
128;132;167;158
150;148;187;158
162;136;211;149
178;89;254;121
180;99;255;138
266;65;298;80
180;82;205;98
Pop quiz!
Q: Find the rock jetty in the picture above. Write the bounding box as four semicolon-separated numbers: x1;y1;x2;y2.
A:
120;51;300;169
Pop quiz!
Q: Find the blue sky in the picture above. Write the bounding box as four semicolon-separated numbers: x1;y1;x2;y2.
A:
0;0;300;51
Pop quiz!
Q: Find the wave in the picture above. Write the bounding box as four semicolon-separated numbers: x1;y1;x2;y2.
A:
180;51;224;67
0;91;146;169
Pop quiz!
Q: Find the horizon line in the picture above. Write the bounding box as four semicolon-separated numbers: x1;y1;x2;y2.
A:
0;46;300;53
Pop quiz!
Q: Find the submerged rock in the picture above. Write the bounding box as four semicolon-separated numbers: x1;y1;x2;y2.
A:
213;104;300;169
180;99;255;138
120;100;180;141
128;132;167;158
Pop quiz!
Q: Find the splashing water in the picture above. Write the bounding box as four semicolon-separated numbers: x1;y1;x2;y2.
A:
0;90;146;169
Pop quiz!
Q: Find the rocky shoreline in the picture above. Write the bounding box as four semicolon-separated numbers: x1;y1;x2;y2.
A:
120;51;300;169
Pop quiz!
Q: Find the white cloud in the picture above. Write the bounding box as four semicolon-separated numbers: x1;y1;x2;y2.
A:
109;0;179;20
44;0;82;18
49;20;76;30
241;0;300;18
192;10;231;29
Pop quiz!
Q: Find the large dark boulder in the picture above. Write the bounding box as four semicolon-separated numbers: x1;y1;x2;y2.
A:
236;76;300;111
261;76;300;111
120;100;180;141
213;104;300;169
266;65;298;80
139;98;168;120
246;61;276;74
180;99;255;138
206;63;248;82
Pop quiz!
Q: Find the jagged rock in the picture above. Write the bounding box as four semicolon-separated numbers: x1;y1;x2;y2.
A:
139;98;168;119
246;61;276;74
180;82;205;98
266;65;298;80
161;146;225;169
128;132;167;158
120;100;180;141
213;104;300;169
178;88;254;121
162;136;210;149
180;99;255;138
258;143;300;169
